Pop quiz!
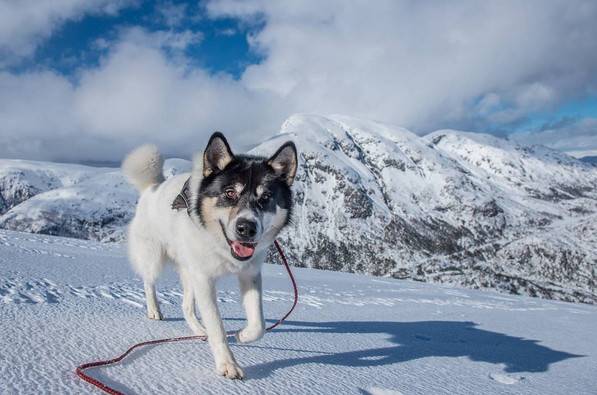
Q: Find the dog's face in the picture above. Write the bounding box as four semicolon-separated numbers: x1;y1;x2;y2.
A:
197;132;297;262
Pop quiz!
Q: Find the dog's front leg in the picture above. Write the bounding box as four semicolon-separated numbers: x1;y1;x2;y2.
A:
236;271;266;343
194;277;244;379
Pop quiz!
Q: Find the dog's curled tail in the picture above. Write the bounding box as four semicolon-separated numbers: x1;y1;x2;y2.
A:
122;144;165;192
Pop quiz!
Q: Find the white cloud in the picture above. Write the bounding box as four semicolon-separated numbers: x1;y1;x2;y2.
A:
0;27;280;161
217;28;237;36
0;0;135;64
0;70;76;153
120;27;203;50
207;0;597;151
155;1;188;27
1;0;597;161
207;0;597;133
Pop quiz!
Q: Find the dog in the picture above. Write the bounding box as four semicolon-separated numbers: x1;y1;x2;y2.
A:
122;132;297;379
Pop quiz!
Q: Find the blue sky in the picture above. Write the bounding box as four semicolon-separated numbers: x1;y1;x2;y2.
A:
22;1;261;79
516;97;597;133
0;0;596;161
27;2;597;132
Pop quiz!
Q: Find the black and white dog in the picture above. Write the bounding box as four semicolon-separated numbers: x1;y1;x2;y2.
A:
122;132;297;379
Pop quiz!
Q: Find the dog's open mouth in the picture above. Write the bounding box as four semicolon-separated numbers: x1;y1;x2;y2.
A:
219;220;257;261
228;240;256;260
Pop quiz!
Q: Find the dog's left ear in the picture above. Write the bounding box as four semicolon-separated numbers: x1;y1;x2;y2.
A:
267;141;298;186
203;132;234;177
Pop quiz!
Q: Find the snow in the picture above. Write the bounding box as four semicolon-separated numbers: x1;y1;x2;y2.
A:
0;159;107;215
1;229;596;394
1;114;597;303
0;158;191;242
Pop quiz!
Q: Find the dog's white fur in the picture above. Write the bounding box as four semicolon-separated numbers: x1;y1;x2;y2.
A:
122;144;284;380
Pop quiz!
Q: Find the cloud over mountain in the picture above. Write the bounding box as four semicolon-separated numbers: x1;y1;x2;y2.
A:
1;0;597;161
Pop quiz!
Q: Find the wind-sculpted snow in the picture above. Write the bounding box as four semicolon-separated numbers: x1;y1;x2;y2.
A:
1;230;596;394
0;115;596;303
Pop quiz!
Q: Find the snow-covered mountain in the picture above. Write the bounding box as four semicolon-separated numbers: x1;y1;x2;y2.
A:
258;115;597;303
0;159;190;242
0;159;104;214
1;114;595;303
579;155;597;165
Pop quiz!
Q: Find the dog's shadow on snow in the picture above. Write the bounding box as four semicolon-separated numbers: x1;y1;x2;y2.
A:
236;320;582;380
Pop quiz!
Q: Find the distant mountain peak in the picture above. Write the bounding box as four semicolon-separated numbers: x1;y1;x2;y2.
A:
1;114;596;303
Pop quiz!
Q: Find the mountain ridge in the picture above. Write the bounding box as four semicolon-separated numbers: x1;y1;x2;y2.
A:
0;114;595;303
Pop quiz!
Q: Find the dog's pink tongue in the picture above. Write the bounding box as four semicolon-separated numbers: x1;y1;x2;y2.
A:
231;241;255;258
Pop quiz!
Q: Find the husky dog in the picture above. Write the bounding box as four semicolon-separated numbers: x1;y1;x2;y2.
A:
122;132;297;379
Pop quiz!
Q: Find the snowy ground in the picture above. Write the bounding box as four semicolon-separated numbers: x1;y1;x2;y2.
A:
1;229;596;395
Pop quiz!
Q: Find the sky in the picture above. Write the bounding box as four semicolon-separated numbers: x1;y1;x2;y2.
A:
0;0;596;163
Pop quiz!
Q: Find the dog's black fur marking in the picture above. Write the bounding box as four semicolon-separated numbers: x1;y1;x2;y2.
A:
197;133;296;228
267;141;298;185
203;131;235;176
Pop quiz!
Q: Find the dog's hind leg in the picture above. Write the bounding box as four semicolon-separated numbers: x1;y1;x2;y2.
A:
128;227;165;320
180;271;207;336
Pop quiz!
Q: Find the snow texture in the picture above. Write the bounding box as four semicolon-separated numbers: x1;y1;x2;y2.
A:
0;114;596;303
1;229;596;394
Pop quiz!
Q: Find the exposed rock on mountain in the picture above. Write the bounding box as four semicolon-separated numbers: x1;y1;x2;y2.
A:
0;115;595;302
254;115;597;303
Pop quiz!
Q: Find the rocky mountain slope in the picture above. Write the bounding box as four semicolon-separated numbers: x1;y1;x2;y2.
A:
0;159;190;242
0;114;595;303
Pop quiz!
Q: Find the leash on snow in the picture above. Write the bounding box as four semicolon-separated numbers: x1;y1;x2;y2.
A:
76;240;298;395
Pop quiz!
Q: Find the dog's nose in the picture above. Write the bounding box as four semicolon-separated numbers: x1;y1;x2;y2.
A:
236;218;257;239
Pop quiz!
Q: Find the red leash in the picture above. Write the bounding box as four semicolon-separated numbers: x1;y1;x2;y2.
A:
76;240;298;394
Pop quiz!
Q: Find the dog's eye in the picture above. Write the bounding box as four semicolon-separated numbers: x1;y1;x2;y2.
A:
224;189;237;200
259;192;271;204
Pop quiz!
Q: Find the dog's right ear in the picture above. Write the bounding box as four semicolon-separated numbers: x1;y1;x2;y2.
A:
203;132;234;177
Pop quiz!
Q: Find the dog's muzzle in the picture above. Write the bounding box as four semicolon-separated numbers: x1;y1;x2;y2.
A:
219;220;257;261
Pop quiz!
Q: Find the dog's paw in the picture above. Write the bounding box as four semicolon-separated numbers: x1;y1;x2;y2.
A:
147;309;163;320
216;360;245;380
191;325;207;337
236;326;265;343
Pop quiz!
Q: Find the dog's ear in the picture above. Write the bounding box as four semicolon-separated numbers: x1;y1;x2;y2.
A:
267;141;298;186
203;132;234;177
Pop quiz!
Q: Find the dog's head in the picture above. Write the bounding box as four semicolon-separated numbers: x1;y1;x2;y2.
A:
196;132;297;262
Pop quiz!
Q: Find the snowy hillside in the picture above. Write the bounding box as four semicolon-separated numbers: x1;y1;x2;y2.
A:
0;114;596;303
1;229;596;394
0;159;191;242
0;159;106;215
255;115;597;303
